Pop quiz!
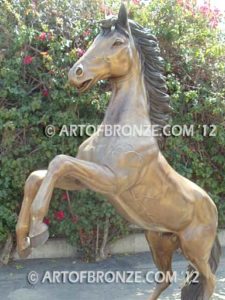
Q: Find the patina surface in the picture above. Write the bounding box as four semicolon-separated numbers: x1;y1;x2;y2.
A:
16;4;221;300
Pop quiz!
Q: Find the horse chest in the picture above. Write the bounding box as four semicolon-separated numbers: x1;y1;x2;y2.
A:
79;135;147;170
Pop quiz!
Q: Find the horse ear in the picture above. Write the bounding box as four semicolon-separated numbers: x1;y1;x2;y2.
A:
117;3;128;29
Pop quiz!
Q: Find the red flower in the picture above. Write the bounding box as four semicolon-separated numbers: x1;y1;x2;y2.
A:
42;89;49;97
23;56;33;65
77;48;85;57
43;217;50;225
54;210;65;221
62;192;69;201
39;32;47;41
71;215;79;224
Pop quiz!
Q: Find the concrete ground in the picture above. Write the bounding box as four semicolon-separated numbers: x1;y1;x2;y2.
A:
1;250;225;300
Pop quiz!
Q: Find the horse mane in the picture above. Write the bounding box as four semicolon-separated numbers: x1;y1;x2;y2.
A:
129;21;171;131
100;18;171;136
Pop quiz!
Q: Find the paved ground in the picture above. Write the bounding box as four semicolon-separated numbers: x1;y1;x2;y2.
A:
0;249;224;300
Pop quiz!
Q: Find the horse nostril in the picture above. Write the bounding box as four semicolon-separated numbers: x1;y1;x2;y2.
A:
75;65;83;77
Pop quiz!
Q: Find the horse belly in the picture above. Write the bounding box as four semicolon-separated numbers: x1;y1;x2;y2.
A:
107;194;174;232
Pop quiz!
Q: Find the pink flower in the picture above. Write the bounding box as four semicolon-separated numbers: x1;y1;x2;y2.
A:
77;48;85;57
83;30;91;37
100;4;112;15
42;89;49;97
54;210;65;221
177;0;184;5
209;18;219;28
39;32;47;41
132;0;140;4
43;217;50;225
100;4;106;13
184;2;192;11
199;5;210;16
71;215;79;224
213;8;221;16
23;56;33;65
62;192;69;201
47;32;53;40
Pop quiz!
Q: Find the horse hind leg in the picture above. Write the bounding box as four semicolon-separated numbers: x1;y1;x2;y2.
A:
145;231;179;300
181;255;216;300
180;225;221;300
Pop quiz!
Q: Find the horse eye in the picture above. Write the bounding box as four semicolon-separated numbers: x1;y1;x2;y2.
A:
112;39;124;47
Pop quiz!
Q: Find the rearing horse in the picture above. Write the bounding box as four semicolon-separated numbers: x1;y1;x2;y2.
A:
16;4;221;300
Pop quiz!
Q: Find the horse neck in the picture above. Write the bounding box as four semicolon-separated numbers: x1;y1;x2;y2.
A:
103;63;150;126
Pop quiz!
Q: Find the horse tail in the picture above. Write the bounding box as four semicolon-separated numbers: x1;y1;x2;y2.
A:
181;235;221;300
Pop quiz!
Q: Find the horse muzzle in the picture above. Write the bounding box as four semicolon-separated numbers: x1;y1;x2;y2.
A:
68;63;94;93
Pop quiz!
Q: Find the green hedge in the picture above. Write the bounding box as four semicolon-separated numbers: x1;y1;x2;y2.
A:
0;0;224;259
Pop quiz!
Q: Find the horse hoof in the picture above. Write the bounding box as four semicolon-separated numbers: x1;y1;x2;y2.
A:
29;221;49;248
18;246;32;259
30;228;49;248
17;237;32;258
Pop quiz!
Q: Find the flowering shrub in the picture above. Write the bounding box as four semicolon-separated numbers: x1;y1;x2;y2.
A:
0;0;224;259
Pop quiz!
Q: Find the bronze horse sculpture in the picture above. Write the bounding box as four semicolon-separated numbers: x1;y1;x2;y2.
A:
16;4;221;300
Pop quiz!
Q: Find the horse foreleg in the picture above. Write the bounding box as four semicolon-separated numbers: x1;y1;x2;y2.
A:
28;155;117;247
16;169;84;258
